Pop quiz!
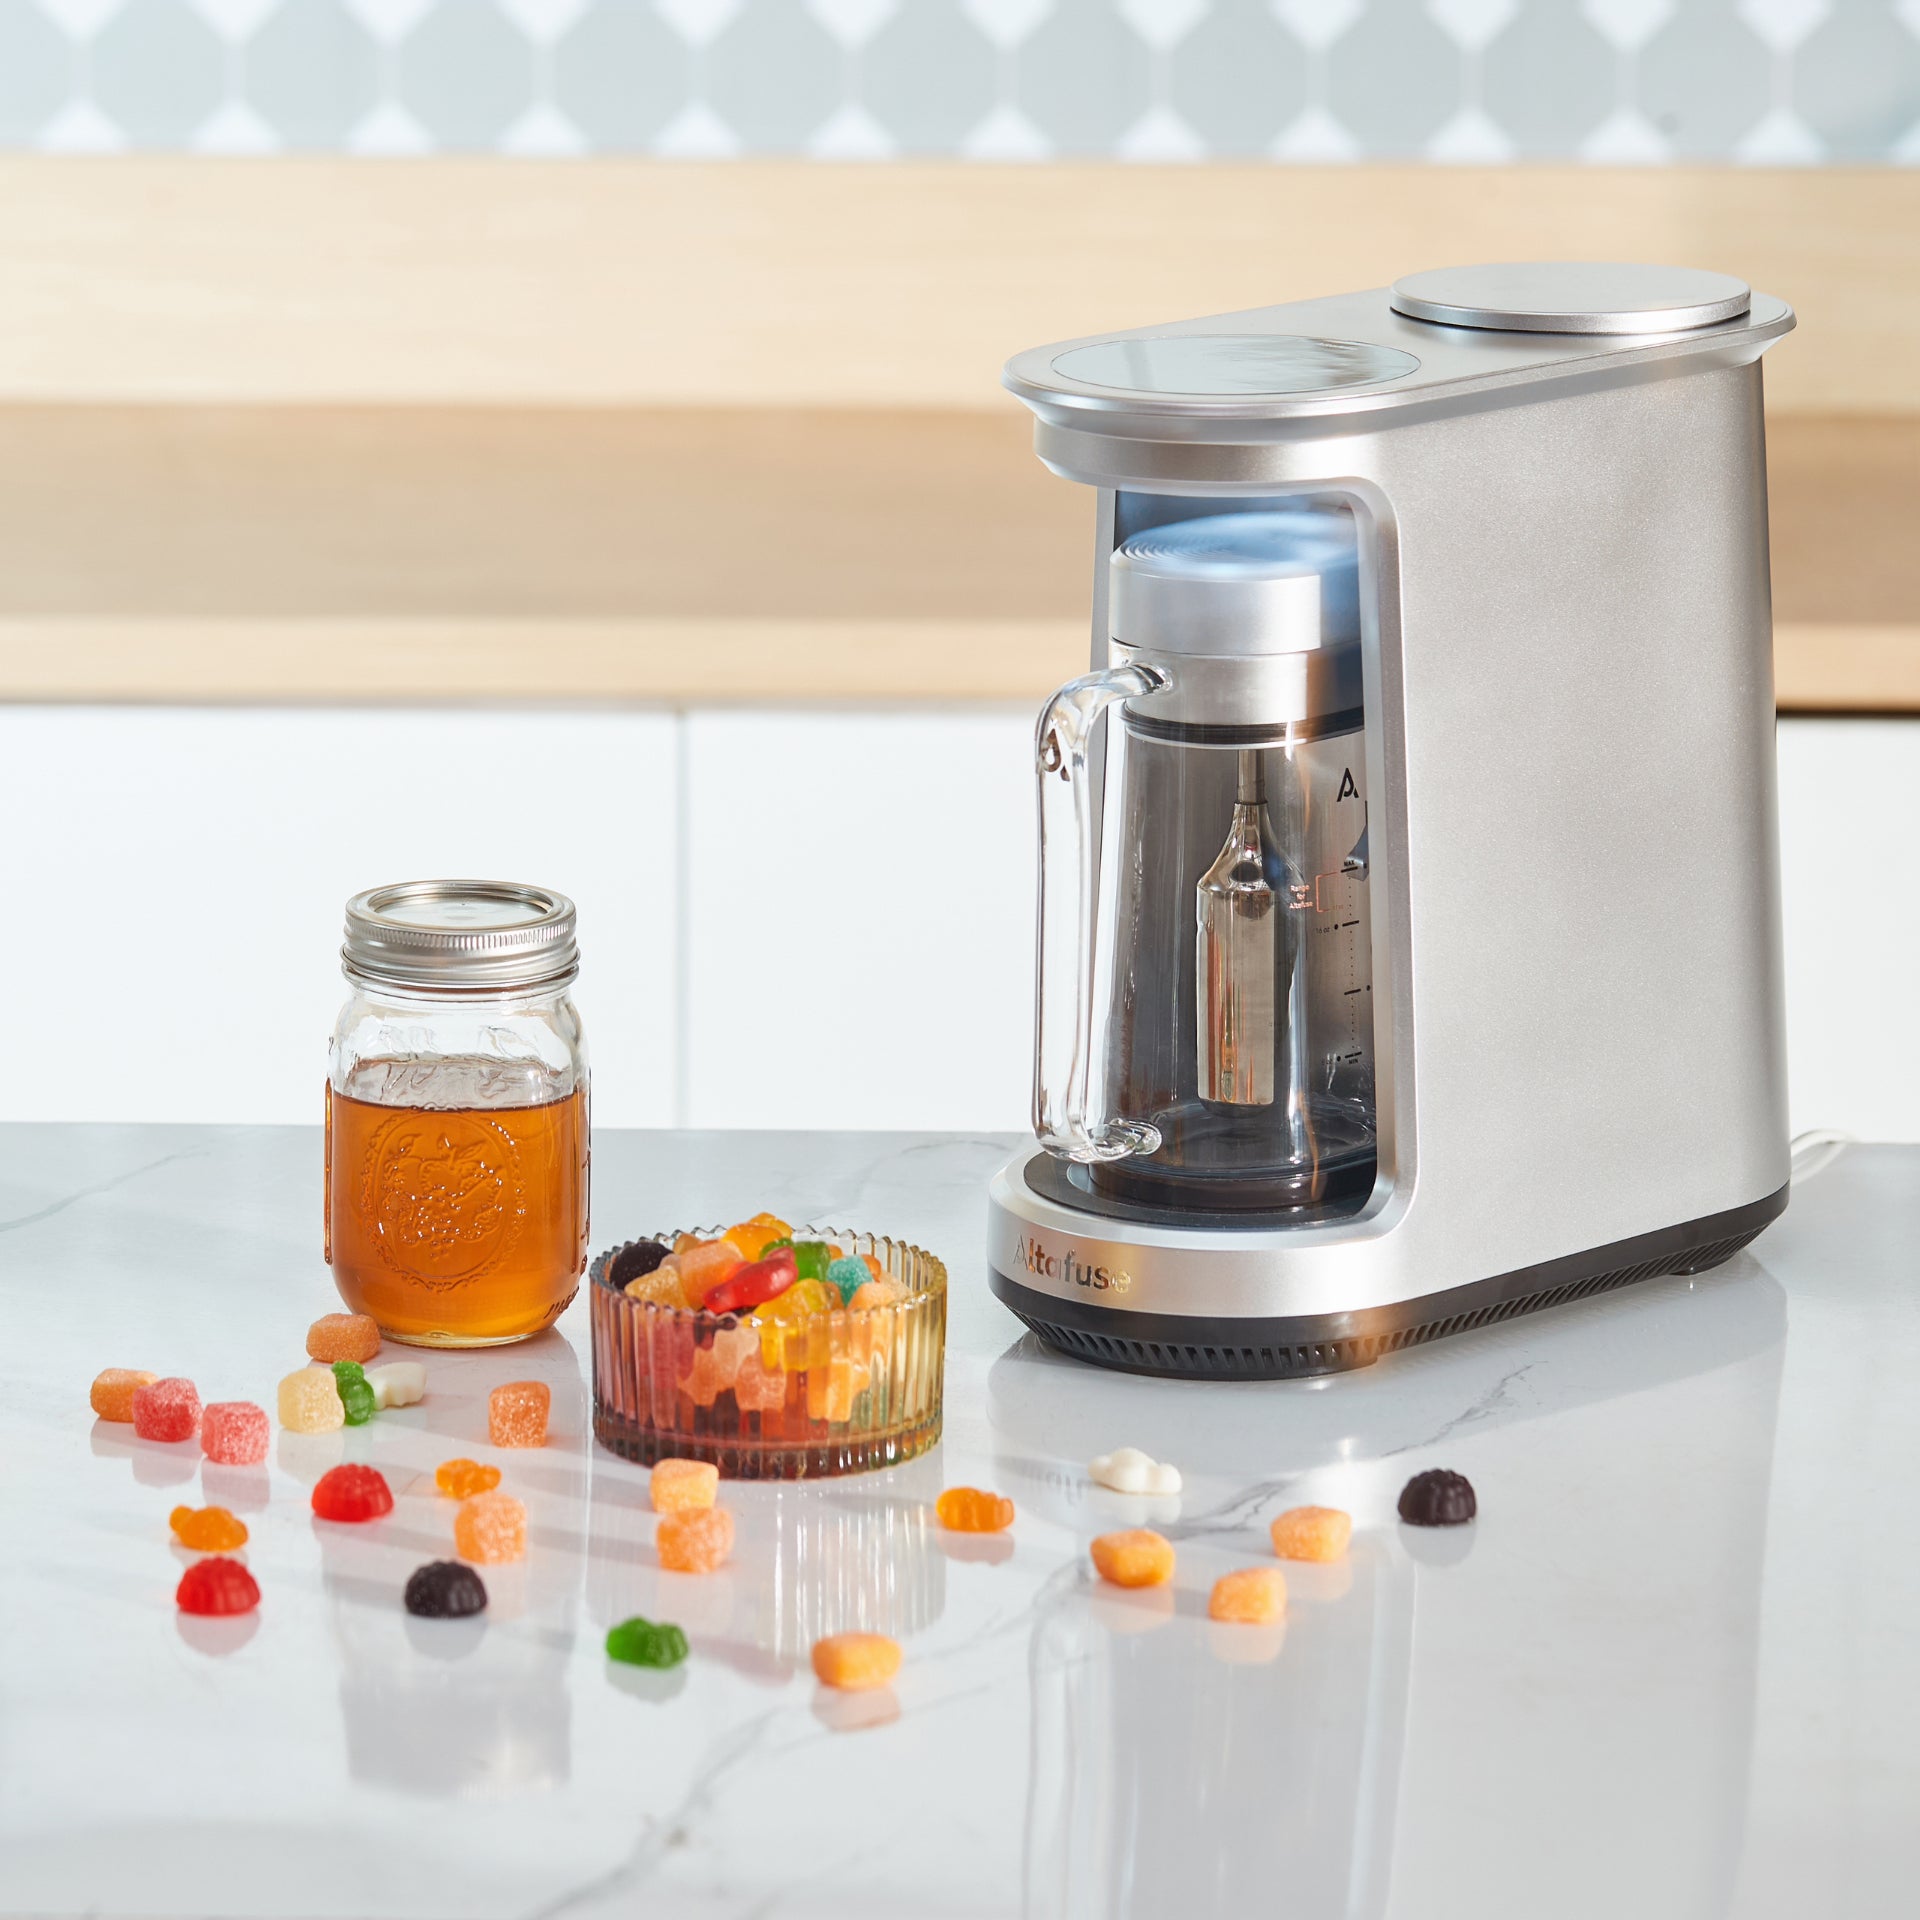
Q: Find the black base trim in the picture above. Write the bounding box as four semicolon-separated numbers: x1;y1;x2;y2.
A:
989;1180;1789;1381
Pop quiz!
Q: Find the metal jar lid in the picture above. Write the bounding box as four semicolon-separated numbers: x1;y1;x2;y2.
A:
342;880;579;993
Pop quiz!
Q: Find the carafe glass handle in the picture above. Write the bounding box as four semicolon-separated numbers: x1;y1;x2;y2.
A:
1033;664;1166;1163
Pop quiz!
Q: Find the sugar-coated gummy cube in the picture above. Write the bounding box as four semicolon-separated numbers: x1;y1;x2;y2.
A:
404;1560;488;1618
200;1400;270;1465
366;1361;425;1410
824;1255;869;1304
625;1261;692;1309
676;1239;745;1304
811;1632;902;1692
1208;1566;1287;1625
311;1463;394;1523
90;1368;158;1422
732;1349;788;1413
848;1278;907;1312
657;1506;733;1574
132;1377;202;1444
936;1487;1014;1533
606;1615;690;1669
435;1457;501;1500
306;1312;381;1364
1269;1505;1352;1563
1398;1469;1476;1527
488;1380;551;1448
455;1490;527;1565
177;1556;259;1616
678;1324;757;1407
278;1366;345;1434
170;1504;249;1552
1090;1528;1176;1589
651;1458;720;1513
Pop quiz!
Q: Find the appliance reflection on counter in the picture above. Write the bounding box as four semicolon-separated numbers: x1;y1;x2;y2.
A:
993;1258;1786;1919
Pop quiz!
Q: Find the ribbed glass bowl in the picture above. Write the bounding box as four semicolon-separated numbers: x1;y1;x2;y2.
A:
589;1227;947;1478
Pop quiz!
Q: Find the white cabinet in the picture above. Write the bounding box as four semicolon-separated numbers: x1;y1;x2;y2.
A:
1777;719;1920;1143
0;708;680;1126
681;709;1034;1131
0;705;1913;1143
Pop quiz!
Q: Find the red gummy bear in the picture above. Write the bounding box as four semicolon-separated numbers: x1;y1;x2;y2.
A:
311;1463;395;1523
177;1556;260;1616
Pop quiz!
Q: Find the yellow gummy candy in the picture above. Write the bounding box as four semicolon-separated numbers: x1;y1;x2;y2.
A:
625;1258;691;1309
751;1277;836;1369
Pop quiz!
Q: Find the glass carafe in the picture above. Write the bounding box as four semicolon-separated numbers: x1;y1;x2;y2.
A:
1034;508;1376;1214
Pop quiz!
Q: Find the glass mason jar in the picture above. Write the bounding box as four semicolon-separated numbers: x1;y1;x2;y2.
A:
325;879;589;1346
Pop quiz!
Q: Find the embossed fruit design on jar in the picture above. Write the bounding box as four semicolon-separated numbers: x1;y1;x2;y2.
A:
325;881;589;1346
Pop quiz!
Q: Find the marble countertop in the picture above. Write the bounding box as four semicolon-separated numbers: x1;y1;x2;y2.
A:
3;1124;1915;1920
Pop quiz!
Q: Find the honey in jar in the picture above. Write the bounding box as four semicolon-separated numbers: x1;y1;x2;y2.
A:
326;881;589;1347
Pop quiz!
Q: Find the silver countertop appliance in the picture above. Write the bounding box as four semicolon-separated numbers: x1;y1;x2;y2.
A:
986;262;1795;1379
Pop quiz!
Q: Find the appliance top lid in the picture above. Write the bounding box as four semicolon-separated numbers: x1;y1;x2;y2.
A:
1388;262;1752;335
1002;263;1791;433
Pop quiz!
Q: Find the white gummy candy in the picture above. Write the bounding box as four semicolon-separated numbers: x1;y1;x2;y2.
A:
366;1361;426;1410
1088;1447;1182;1496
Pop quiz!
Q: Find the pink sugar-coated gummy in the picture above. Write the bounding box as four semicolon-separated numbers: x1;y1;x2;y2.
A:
201;1401;270;1466
131;1377;202;1444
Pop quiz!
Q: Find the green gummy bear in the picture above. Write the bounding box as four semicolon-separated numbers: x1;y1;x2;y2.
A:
824;1255;868;1305
606;1615;689;1670
339;1378;376;1425
792;1240;834;1283
331;1361;366;1384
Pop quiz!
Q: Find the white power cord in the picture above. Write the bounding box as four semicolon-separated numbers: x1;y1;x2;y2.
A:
1788;1129;1856;1184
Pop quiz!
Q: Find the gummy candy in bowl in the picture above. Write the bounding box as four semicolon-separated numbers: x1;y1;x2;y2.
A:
589;1223;946;1477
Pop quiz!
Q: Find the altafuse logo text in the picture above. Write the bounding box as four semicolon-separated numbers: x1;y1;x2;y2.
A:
1014;1234;1132;1295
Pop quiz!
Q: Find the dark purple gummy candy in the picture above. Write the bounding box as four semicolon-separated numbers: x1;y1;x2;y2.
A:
404;1560;488;1619
607;1239;670;1289
1398;1469;1477;1527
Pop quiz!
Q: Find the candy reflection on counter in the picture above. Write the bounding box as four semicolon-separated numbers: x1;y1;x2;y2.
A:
586;1450;946;1683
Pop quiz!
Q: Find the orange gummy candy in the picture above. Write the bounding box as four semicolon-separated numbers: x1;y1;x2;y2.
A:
306;1313;381;1364
454;1490;527;1564
936;1487;1014;1534
657;1506;734;1573
435;1457;501;1500
732;1349;788;1414
848;1278;907;1312
677;1239;746;1305
1090;1528;1175;1589
625;1261;691;1308
812;1631;902;1692
1269;1505;1353;1564
169;1504;249;1553
806;1349;873;1424
679;1325;758;1408
1208;1566;1287;1625
722;1212;792;1261
650;1458;719;1513
90;1368;158;1422
488;1380;551;1448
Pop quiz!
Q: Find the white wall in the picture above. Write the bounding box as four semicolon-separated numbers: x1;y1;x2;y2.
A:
0;707;1911;1141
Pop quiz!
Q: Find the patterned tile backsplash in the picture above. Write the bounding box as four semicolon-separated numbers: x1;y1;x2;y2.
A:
1;0;1917;160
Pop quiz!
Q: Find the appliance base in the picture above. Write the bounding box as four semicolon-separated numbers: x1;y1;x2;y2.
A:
988;1181;1788;1381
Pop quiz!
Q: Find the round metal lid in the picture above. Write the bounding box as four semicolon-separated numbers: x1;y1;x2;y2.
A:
1390;262;1751;335
343;879;579;993
1111;508;1358;658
